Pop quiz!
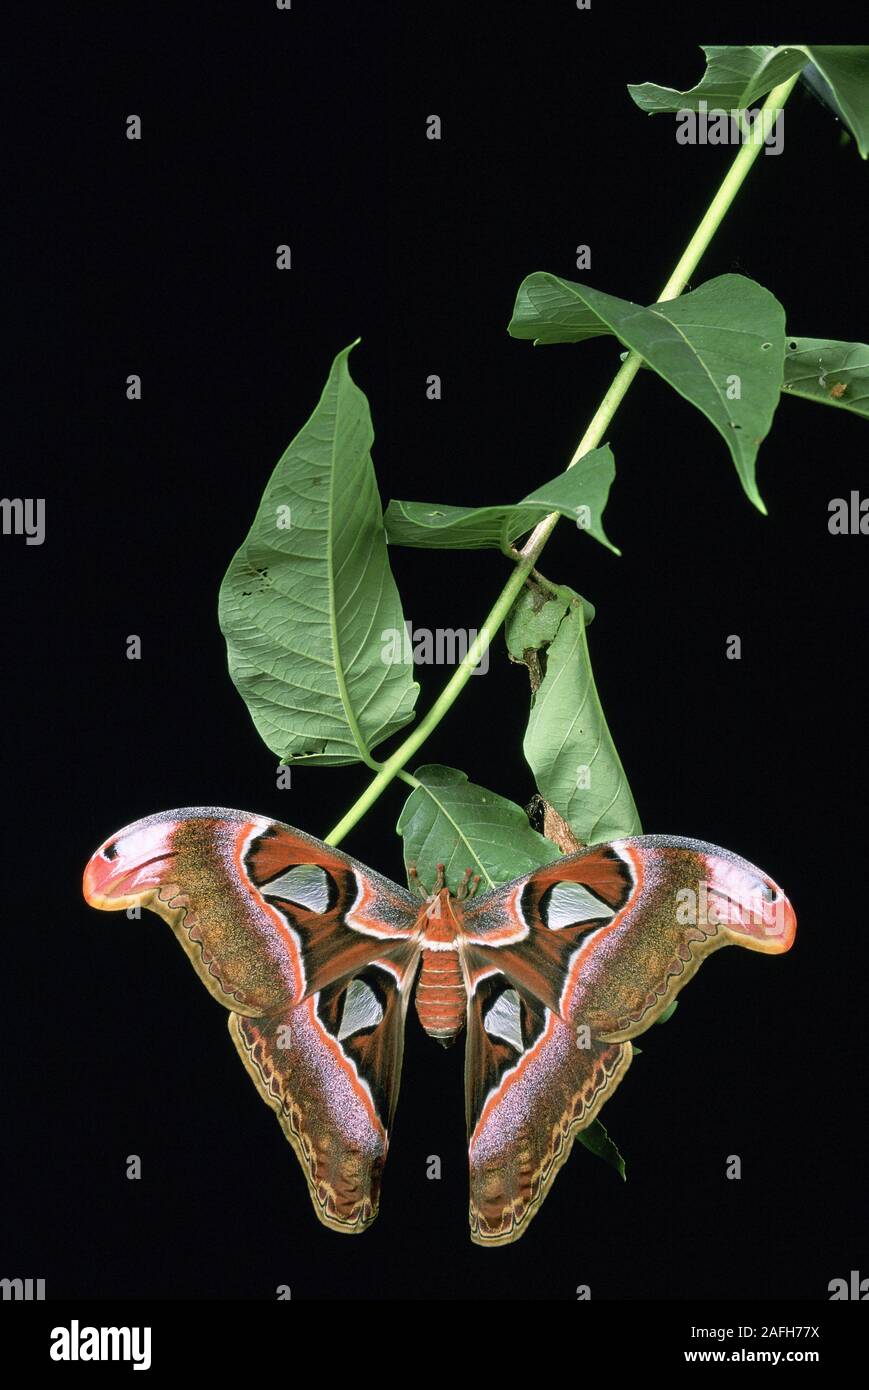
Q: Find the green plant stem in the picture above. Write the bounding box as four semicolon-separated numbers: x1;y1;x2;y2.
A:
325;547;548;842
324;76;799;846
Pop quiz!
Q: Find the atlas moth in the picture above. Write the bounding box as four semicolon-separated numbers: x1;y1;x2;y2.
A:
83;808;795;1245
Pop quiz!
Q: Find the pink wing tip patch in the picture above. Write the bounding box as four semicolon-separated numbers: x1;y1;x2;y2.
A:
82;828;174;910
700;854;796;953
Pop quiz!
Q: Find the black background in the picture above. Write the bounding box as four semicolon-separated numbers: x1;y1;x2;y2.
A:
6;6;868;1302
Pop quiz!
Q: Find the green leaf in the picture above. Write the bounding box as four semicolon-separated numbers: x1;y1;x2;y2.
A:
510;273;786;512
627;331;869;420
396;764;559;894
510;275;614;347
578;1119;627;1180
218;341;419;766
657;999;679;1025
628;44;869;157
385;498;541;551
783;336;869;418
506;581;594;660
800;50;869;158
523;602;641;845
384;446;619;555
523;457;619;553
627;44;809;114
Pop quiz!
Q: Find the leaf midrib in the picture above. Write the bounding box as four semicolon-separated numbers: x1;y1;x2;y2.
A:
326;373;374;764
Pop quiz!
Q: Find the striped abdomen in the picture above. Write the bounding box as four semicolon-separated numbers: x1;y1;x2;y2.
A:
414;948;466;1046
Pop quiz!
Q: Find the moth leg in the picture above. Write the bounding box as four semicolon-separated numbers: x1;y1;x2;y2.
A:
409;861;447;896
407;862;428;900
455;868;482;901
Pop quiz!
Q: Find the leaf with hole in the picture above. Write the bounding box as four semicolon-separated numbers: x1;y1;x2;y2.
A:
783;336;869;418
510;273;786;512
506;581;595;661
627;44;869;157
628;45;809;114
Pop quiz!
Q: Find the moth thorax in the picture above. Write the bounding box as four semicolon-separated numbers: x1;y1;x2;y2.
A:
415;947;466;1048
